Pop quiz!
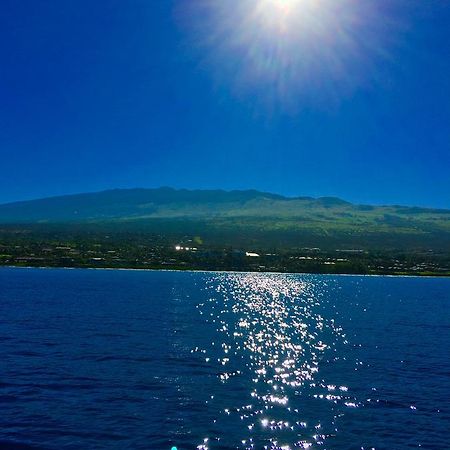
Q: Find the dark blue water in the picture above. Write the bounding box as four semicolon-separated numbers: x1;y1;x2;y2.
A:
0;268;449;449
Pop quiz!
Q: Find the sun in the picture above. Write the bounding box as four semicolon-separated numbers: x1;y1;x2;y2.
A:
254;0;315;34
267;0;302;13
179;0;390;110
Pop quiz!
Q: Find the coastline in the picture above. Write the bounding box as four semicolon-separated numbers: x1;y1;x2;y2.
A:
2;263;449;278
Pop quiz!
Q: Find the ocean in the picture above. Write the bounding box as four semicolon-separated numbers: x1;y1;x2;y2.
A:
0;268;449;449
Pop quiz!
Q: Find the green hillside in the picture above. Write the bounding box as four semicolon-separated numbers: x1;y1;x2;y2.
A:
0;187;449;251
0;188;449;274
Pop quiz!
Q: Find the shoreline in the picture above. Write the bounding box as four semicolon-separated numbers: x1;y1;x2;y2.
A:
2;264;449;279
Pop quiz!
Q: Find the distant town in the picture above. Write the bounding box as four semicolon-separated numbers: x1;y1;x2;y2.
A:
1;231;449;276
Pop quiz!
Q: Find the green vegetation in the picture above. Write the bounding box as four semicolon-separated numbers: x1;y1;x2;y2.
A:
0;188;449;275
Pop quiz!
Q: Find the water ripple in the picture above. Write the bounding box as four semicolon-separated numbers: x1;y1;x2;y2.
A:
195;273;361;449
1;268;449;449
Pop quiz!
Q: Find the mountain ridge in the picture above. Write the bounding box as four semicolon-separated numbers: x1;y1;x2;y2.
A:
0;187;448;223
0;187;449;254
0;187;349;208
0;187;356;223
0;187;449;257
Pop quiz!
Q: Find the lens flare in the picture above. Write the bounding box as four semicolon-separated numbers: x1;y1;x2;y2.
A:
178;0;398;110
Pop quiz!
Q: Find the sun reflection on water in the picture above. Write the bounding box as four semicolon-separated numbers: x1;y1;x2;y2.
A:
194;273;362;449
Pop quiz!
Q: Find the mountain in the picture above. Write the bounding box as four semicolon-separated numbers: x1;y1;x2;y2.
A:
0;187;353;222
0;187;449;251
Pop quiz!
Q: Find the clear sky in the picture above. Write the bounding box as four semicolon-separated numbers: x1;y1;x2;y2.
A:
0;0;449;207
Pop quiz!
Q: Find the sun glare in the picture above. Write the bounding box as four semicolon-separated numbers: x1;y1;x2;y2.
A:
252;0;321;34
180;0;392;109
265;0;302;15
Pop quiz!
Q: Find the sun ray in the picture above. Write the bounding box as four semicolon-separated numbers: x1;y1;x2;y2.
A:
178;0;398;111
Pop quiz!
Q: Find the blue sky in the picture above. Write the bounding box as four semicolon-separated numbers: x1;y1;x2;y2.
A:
0;0;449;207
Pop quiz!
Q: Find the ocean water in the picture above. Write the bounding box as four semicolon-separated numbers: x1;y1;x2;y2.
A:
0;268;449;450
